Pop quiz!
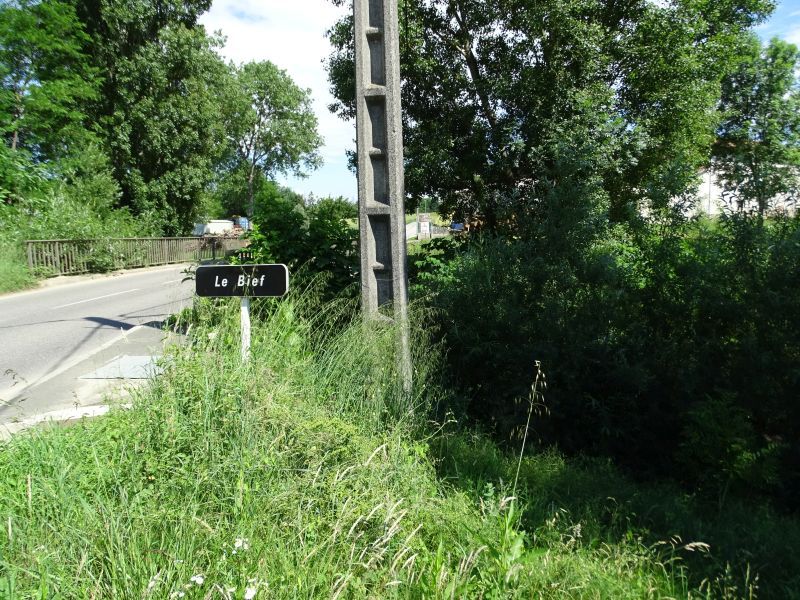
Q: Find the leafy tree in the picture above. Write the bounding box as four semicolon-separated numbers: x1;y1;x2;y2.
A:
714;36;800;217
71;0;211;60
247;185;358;297
107;25;228;233
0;0;98;160
66;0;222;233
0;0;122;217
222;61;323;218
327;0;773;228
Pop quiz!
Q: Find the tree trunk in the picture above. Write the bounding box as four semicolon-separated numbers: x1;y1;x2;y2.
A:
11;90;22;151
247;163;256;218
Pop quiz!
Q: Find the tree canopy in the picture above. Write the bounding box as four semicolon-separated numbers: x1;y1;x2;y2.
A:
714;35;800;216
0;0;98;161
327;0;774;229
222;61;323;218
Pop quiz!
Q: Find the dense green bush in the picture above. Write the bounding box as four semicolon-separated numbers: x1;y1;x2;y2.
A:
246;187;358;298
0;242;34;293
413;212;800;509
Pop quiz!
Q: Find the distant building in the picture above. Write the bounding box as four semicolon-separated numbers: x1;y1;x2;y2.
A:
693;169;796;216
192;220;235;236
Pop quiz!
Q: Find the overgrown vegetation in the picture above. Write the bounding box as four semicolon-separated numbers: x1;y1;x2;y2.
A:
411;211;800;509
0;0;324;291
2;293;797;598
328;0;800;517
245;186;359;298
2;0;800;595
0;242;33;293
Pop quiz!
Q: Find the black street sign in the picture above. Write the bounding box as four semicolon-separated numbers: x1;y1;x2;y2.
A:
195;264;289;297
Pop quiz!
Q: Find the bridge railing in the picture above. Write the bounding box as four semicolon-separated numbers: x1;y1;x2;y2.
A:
25;237;249;276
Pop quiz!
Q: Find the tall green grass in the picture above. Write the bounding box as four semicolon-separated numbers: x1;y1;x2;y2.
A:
0;243;34;294
0;291;794;598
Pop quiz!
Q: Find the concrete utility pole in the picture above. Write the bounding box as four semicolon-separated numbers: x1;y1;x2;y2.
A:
354;0;411;390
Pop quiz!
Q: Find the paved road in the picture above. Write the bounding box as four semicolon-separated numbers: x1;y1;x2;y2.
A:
0;265;193;423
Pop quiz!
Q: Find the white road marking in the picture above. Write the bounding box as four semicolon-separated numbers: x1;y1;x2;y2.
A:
53;289;140;309
0;326;144;403
164;278;184;284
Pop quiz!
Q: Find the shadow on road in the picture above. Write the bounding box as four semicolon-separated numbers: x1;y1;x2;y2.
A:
84;316;165;331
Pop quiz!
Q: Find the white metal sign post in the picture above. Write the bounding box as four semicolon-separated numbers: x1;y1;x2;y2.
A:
240;296;251;361
195;264;289;363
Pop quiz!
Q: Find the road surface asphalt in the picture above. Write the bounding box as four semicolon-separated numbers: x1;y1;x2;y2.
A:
0;264;194;429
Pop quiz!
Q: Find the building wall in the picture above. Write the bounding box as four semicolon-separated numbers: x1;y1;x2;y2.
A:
693;170;796;216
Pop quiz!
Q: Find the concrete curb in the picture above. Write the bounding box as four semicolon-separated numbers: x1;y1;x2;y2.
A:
0;402;132;441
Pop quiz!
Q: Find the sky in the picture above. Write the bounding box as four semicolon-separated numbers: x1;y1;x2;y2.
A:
200;1;800;203
199;0;354;201
757;1;800;45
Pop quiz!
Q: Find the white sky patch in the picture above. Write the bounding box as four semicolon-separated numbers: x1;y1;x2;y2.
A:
787;24;800;45
200;0;356;200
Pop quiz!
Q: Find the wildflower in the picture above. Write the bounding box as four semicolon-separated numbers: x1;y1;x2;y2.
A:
234;537;250;551
190;574;205;586
244;587;257;600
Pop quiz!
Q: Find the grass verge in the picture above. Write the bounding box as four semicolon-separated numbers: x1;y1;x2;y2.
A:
0;243;35;294
0;291;797;598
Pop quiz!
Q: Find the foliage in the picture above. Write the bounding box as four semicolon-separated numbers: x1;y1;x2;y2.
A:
246;186;359;298
327;0;773;225
210;162;264;218
306;193;358;221
0;0;99;160
0;140;151;286
0;242;34;293
69;0;216;234
2;292;795;597
0;145;48;205
412;211;800;510
220;60;323;218
714;36;800;216
97;25;228;234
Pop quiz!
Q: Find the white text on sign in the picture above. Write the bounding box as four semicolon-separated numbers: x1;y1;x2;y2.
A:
214;274;268;288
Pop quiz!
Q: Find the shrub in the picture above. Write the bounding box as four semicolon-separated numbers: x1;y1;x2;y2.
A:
247;191;358;298
413;212;800;508
0;242;34;293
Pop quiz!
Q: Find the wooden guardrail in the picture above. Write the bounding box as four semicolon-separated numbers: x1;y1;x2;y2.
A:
25;237;249;276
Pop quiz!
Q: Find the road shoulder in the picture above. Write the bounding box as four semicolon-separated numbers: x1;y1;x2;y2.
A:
0;325;182;437
0;263;193;299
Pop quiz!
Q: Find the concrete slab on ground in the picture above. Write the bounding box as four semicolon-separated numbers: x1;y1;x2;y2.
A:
0;325;180;435
80;354;163;380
